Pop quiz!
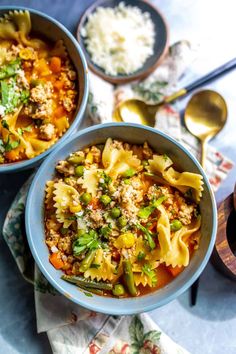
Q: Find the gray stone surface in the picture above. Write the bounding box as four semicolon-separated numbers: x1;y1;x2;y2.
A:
0;0;236;353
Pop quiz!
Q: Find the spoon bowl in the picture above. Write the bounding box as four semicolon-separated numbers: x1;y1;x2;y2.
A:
184;90;227;168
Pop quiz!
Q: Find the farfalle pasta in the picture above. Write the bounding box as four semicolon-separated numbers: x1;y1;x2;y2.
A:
44;139;203;297
0;10;77;164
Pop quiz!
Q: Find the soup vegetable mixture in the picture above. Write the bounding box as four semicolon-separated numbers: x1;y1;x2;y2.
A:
0;10;77;164
45;139;203;298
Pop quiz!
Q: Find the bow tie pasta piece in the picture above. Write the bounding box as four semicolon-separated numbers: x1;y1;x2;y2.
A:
148;154;204;202
148;154;173;174
163;167;203;202
53;181;80;228
102;138;141;179
82;167;100;196
157;204;171;256
162;216;201;267
84;248;116;281
134;273;153;287
45;181;55;209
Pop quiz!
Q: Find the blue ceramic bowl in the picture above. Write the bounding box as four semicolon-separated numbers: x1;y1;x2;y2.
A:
26;123;217;315
0;6;88;173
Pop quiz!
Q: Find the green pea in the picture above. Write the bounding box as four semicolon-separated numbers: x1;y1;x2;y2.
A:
124;179;131;185
80;192;92;205
170;219;182;232
60;227;68;235
112;284;125;297
100;194;111;206
122;168;135;178
68;155;85;164
75;165;84;177
110;207;121;219
118;216;127;228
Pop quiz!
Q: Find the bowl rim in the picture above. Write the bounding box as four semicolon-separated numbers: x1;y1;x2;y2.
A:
25;122;217;315
0;5;89;173
76;0;169;84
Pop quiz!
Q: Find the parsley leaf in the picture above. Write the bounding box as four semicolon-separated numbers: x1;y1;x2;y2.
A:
0;58;21;80
1;119;9;129
136;224;156;250
73;230;100;256
138;196;167;219
142;263;157;286
4;136;20;152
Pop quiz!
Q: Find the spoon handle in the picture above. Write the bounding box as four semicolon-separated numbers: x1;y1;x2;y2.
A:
200;139;208;170
185;57;236;93
164;57;236;104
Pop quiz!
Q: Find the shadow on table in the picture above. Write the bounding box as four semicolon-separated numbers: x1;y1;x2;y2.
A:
177;262;236;321
0;238;51;354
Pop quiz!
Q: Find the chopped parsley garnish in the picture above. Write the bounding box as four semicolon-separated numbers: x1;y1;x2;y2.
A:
99;171;112;191
0;58;21;80
137;251;146;261
142;263;157;286
73;230;100;256
1;119;9;129
136;224;156;250
4;136;20;152
99;225;111;239
138;195;167;219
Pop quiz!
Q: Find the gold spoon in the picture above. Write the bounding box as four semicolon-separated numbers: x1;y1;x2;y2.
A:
184;90;227;169
113;57;236;126
186;89;227;306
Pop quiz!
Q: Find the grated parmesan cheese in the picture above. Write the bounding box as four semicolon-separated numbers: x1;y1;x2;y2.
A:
81;2;155;75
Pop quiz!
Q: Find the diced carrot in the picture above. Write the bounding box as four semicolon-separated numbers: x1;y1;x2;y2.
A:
49;253;64;269
54;105;66;118
5;148;21;161
167;265;184;277
50;56;62;73
90;197;100;210
54;80;64;90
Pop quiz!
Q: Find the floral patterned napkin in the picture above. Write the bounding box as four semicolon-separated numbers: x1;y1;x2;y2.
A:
2;41;233;354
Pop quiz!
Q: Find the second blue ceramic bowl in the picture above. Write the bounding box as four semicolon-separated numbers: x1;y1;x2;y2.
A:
0;6;89;173
26;123;217;315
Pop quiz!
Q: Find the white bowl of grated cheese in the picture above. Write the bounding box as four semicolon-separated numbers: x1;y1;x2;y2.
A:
77;0;169;84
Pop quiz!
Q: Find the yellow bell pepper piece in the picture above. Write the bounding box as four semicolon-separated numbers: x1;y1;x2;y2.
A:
114;233;135;249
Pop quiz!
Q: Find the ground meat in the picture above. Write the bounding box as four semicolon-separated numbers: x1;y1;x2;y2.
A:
88;209;104;228
31;99;53;119
178;204;195;225
90;146;101;163
30;82;53;104
39;123;55;141
45;230;60;248
67;69;76;81
56;160;75;176
57;236;72;254
143;142;153;159
63;97;75;112
59;72;74;89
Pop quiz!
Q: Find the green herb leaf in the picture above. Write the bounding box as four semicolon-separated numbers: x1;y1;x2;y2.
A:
90;263;100;269
138;196;167;219
0;58;21;80
1;79;21;113
20;89;30;104
73;230;100;256
84;292;93;297
1;119;9;129
136;224;156;250
4;137;20;152
137;251;146;261
142;263;157;286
